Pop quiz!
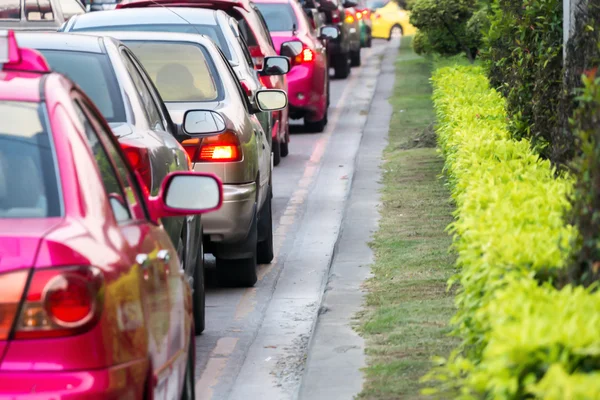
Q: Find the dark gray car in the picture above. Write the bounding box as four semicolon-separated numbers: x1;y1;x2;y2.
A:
15;31;209;332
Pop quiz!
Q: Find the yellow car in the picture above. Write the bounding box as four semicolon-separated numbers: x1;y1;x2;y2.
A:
369;0;416;40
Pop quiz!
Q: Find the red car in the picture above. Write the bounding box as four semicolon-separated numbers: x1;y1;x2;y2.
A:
255;0;337;132
0;30;222;399
118;0;292;163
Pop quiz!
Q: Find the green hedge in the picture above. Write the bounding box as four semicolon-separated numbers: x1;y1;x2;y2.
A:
423;64;600;398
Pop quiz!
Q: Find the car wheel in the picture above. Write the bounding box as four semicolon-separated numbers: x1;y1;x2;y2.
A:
280;140;289;157
257;192;274;264
192;235;205;334
216;213;258;287
272;138;281;166
181;340;195;400
350;48;361;67
389;24;402;40
366;35;372;48
334;53;350;79
305;107;327;133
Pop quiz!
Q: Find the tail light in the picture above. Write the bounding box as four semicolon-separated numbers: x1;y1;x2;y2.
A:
359;9;371;18
0;270;29;340
331;10;340;23
345;9;355;23
249;45;265;69
3;266;104;340
182;131;242;163
120;142;152;192
374;12;381;19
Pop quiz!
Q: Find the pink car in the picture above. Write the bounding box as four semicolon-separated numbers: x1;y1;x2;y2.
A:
0;30;222;399
255;0;336;132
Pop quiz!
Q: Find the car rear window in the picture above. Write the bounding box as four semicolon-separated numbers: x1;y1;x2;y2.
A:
255;3;298;32
73;23;233;60
0;102;61;218
367;0;388;9
38;50;126;123
123;40;223;103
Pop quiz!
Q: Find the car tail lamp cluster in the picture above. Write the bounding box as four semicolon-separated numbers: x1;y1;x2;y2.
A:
331;9;341;23
248;45;265;69
182;131;242;163
357;8;371;19
345;9;356;23
120;142;152;192
0;266;104;340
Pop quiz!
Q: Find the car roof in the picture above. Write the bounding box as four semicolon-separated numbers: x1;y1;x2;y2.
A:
79;30;217;48
0;71;45;102
68;7;221;30
119;0;251;12
14;32;107;54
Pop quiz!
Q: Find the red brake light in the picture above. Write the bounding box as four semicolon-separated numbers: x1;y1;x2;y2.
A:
331;10;340;23
0;270;29;340
120;142;152;192
13;266;104;339
183;131;242;163
249;45;264;69
345;10;355;23
294;48;314;65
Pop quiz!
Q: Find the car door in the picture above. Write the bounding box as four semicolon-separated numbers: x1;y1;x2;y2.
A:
72;93;175;399
118;46;186;249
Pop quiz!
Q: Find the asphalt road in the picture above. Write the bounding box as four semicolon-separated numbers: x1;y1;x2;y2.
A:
194;38;392;400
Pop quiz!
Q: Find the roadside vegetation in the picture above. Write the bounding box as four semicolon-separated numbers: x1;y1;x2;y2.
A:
358;36;458;399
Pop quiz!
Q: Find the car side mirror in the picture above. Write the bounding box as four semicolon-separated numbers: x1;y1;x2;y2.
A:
280;41;303;59
182;110;226;136
319;25;340;40
343;0;357;7
260;56;290;76
147;172;223;221
255;89;288;112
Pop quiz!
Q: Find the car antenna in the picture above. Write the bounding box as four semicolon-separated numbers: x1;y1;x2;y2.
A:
145;0;204;36
292;23;297;35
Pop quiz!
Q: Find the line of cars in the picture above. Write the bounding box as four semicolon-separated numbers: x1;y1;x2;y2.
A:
0;0;414;397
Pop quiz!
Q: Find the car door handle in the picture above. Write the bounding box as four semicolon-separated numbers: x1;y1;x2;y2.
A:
157;249;171;264
136;253;151;269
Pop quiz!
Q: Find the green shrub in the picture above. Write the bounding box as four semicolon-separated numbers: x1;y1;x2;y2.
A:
423;63;581;398
409;0;478;59
481;0;564;163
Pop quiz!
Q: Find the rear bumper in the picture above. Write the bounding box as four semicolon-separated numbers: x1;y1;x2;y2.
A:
0;359;148;399
202;182;256;244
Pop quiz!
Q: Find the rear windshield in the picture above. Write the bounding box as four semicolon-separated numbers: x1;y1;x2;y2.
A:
39;50;126;123
367;0;388;9
255;3;298;32
123;40;223;103
0;102;61;218
73;24;233;60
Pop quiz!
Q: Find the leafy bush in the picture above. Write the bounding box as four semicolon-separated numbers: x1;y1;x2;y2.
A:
423;63;584;398
409;0;479;59
481;0;564;163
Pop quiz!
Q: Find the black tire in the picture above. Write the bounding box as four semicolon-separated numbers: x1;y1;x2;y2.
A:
389;24;402;40
272;138;281;166
305;111;327;133
366;36;372;48
216;214;258;287
181;341;195;400
350;48;361;67
333;53;350;79
192;236;205;334
280;140;289;157
257;195;274;264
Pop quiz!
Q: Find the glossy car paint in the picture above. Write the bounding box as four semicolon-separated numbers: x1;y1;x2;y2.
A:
0;0;86;31
15;32;203;288
98;31;272;253
61;7;273;149
255;0;328;123
370;0;415;39
0;69;193;398
117;0;290;149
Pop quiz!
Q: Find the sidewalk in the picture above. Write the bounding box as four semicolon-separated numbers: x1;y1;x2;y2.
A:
297;39;399;400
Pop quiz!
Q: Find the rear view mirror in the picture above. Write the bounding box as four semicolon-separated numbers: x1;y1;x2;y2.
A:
148;172;223;221
319;26;340;40
260;56;290;76
183;110;226;135
256;89;288;111
280;41;303;59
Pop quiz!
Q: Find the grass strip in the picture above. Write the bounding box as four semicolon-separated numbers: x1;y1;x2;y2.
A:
357;37;458;399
